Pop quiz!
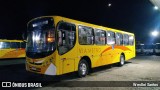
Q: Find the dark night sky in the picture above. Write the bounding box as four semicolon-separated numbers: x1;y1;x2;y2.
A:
0;0;159;44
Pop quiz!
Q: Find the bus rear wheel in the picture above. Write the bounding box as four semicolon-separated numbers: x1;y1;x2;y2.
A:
118;55;125;66
78;59;89;77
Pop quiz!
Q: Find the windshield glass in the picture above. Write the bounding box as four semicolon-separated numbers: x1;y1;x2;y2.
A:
27;29;55;52
26;17;55;58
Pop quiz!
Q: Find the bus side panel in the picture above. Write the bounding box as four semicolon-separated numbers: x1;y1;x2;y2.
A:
110;48;121;64
0;49;11;59
77;45;102;68
56;34;77;74
58;46;77;74
101;45;135;64
10;48;25;58
74;45;135;72
124;46;135;61
0;49;25;59
101;46;117;65
76;45;117;69
75;45;102;71
101;46;124;65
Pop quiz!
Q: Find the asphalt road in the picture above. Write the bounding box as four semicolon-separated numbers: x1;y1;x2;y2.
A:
0;56;160;90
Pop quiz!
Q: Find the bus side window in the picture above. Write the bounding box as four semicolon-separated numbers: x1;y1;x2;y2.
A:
0;42;3;49
107;31;115;45
57;21;76;55
94;29;106;45
0;42;11;49
21;42;26;48
79;26;94;45
123;34;129;46
116;33;123;45
129;35;134;45
11;42;20;49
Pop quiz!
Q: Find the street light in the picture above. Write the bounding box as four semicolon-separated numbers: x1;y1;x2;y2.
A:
154;6;159;10
108;3;112;7
151;31;159;37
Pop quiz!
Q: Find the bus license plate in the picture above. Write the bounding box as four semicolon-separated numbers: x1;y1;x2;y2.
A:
31;67;36;71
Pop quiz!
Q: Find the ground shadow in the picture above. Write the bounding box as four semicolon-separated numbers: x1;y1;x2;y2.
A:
0;61;133;89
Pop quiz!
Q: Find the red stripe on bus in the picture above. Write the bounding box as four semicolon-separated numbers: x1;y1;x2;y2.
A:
101;46;131;54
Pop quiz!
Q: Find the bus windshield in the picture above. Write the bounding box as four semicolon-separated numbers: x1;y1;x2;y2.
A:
26;17;55;58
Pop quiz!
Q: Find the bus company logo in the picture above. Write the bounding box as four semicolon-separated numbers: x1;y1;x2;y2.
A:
2;82;11;87
1;82;42;88
79;48;101;54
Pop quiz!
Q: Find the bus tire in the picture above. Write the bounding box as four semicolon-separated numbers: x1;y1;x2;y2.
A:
118;54;125;66
78;59;89;77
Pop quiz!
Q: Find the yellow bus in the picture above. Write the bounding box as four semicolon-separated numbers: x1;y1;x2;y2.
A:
0;39;26;59
25;16;135;77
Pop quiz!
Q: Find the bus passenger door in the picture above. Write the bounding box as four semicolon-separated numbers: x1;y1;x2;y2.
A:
57;21;77;74
59;48;77;74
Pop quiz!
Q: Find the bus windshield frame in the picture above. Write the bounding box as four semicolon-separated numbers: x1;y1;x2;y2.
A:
26;17;56;59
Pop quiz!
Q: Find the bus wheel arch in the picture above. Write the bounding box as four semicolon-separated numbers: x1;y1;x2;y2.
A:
78;56;91;77
118;53;125;66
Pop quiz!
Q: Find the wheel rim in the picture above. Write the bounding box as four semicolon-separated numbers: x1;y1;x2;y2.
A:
121;56;124;65
80;63;87;75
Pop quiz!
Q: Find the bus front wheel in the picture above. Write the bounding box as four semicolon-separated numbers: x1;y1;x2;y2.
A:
78;59;89;77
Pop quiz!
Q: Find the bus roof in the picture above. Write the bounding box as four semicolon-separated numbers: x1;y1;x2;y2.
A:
54;16;134;35
28;15;134;35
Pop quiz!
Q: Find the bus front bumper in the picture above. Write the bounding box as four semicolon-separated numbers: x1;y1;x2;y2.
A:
26;62;57;75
